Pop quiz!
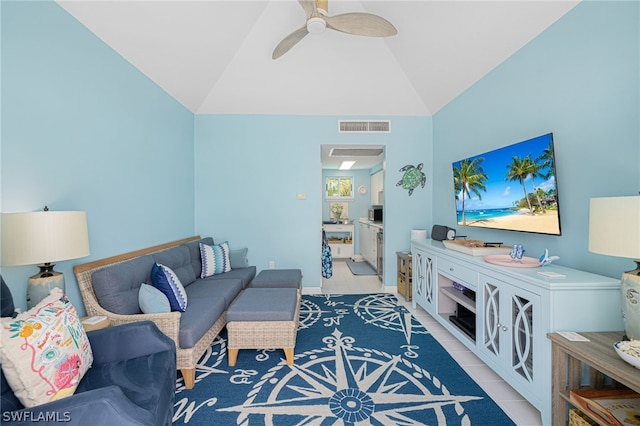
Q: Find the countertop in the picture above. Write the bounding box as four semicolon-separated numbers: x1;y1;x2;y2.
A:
359;218;383;230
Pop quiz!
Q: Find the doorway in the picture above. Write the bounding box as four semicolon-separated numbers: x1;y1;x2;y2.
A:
320;145;385;293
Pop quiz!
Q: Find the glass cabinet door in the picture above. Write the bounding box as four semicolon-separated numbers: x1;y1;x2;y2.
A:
480;275;538;390
412;250;435;312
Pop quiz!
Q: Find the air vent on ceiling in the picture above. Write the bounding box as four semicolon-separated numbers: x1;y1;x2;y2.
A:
338;120;391;133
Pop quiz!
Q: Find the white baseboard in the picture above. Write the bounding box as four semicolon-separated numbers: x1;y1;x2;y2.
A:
302;286;397;295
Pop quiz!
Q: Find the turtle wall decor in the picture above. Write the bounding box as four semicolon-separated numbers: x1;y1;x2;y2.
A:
397;163;426;196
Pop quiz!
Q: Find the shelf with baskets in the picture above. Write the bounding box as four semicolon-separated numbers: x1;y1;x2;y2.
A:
396;251;412;301
548;331;640;426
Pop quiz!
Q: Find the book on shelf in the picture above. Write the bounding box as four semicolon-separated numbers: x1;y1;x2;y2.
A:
569;389;640;426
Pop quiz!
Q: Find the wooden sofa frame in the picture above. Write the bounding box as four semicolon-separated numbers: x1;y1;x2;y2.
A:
73;236;223;389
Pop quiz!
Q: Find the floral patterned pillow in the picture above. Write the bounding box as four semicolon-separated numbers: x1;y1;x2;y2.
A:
0;288;93;408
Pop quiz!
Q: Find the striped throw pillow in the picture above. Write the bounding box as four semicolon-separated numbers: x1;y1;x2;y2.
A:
200;242;231;278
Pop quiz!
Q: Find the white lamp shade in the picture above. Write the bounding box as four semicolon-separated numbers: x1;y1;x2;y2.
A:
1;211;90;266
589;196;640;259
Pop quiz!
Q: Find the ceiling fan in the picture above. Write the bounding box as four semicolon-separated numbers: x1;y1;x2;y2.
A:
272;0;397;59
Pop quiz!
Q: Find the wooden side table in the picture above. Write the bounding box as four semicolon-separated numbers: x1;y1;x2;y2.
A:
81;315;111;332
547;331;640;426
396;251;412;301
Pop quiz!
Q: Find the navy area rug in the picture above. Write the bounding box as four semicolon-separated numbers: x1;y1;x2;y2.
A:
346;259;377;276
173;293;515;425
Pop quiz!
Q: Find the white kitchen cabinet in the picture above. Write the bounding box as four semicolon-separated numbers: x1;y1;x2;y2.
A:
366;225;378;267
358;221;368;262
370;171;383;205
410;239;622;426
359;220;381;268
323;224;354;259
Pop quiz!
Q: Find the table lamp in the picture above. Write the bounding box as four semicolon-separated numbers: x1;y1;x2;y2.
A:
1;208;90;308
588;195;640;340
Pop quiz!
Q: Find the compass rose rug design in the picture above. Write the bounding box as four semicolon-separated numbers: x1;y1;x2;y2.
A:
173;293;515;425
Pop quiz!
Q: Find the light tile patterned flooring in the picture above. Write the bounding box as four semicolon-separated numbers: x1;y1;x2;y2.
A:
315;259;543;426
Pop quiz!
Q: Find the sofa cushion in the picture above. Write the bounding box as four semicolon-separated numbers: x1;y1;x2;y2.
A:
92;255;155;315
205;266;256;288
183;237;214;280
185;278;243;309
1;276;16;318
230;247;249;269
138;284;171;314
0;289;93;408
227;288;298;322
1;369;22;412
200;242;231;278
178;297;226;349
75;349;175;425
151;264;188;312
250;269;303;290
152;246;197;288
1;278;23;412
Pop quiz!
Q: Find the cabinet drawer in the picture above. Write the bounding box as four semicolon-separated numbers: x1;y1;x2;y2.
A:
325;224;353;232
438;258;477;286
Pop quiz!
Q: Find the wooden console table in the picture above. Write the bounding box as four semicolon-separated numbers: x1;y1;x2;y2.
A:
548;331;640;426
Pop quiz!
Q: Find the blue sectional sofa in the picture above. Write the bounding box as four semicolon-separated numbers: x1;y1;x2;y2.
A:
73;236;256;389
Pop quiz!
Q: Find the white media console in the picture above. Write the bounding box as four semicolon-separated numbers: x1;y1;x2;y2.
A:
411;239;622;425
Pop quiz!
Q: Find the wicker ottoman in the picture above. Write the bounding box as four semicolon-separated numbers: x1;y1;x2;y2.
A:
249;269;303;291
226;288;300;367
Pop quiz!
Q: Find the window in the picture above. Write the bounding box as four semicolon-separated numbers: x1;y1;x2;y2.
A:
326;176;354;200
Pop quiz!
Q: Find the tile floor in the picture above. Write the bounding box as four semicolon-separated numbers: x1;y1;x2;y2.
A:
313;259;543;426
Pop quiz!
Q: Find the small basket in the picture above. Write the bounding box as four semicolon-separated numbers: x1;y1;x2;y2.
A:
569;409;597;426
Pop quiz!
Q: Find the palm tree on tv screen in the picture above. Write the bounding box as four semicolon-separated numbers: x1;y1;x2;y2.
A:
506;155;534;214
536;141;558;207
537;142;555;179
453;158;487;225
524;154;548;213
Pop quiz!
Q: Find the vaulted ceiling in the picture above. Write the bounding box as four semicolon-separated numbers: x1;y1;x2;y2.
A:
57;0;579;116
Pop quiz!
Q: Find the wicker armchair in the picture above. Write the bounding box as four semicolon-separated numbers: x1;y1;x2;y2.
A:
73;236;225;389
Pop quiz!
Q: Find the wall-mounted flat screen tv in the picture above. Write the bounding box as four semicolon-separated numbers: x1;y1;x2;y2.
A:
452;132;561;235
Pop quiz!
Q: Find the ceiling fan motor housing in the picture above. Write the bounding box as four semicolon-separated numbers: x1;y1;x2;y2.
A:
307;17;326;34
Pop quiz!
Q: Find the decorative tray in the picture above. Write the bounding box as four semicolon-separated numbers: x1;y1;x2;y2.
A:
442;240;512;256
483;254;540;268
569;388;640;426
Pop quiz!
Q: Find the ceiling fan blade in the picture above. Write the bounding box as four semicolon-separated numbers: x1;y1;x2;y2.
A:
272;25;309;59
325;13;397;37
298;0;315;19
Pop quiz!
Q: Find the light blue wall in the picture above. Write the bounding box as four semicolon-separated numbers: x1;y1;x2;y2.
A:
1;1;195;314
432;1;639;279
194;115;432;288
3;0;634;317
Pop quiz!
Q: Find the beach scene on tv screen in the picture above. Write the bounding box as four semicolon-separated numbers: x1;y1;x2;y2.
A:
452;133;561;235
